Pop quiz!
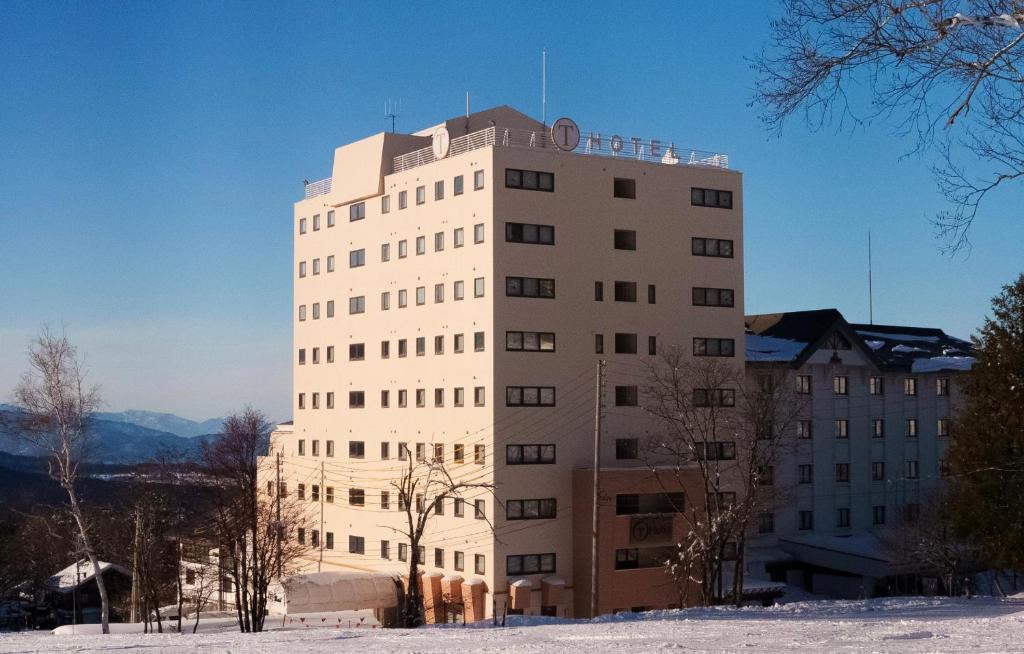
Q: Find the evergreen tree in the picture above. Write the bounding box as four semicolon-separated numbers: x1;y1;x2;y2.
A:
950;274;1024;571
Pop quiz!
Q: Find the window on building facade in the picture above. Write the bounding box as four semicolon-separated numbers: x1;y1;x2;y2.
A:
398;190;407;209
454;175;464;195
506;553;556;575
613;177;636;198
693;388;736;407
349;296;365;314
835;463;850;482
381;195;390;214
693;337;735;357
475;277;486;298
873;505;886;525
696;441;736;461
348;202;366;222
906;460;919;479
691;187;733;209
506;331;555;352
796;375;812;394
835;419;849;438
615;385;639;407
416;287;425;306
506;222;555;245
415;185;425;205
798;464;814;484
799;510;814;530
595;334;604;354
506;444;556;465
692;287;735;307
416;236;425;256
837;508;851;528
614;229;637;250
614;281;637;302
615;333;638;354
506;386;555;406
615;438;639;459
474;169;485;190
505;168;554;192
869;377;884;395
872;461;885;481
691;237;734;257
312;214;320;231
904;377;918;396
797;420;812;439
937;378;950;396
872;419;885;438
506;498;557;520
474;386;485;406
398;240;407;258
505;276;554;298
833;376;848;395
299;217;307;234
434;180;444;200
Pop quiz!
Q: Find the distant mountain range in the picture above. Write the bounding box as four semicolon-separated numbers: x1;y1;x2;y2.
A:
94;410;225;439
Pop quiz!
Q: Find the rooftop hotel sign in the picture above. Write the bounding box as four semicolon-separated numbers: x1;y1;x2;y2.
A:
551;116;682;164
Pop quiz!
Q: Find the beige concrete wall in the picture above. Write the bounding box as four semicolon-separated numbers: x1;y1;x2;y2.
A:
490;146;744;614
269;113;745;619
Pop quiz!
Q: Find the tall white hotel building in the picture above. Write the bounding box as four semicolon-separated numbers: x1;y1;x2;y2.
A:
263;105;744;620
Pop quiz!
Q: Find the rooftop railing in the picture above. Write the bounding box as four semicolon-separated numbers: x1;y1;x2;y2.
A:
304;177;332;200
392;126;729;173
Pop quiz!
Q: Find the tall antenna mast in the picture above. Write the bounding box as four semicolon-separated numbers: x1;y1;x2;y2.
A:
384;98;401;133
542;47;547;126
868;230;874;325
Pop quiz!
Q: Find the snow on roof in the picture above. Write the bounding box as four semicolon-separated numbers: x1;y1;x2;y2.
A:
779;533;889;562
854;330;940;343
541;576;566;586
911;356;976;373
509;578;532;588
463;578;487;586
745;334;808;362
864;339;886;350
47;560;129;593
891;344;930;354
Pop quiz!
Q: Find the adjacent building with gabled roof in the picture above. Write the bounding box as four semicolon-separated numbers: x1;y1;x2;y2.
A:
744;309;974;597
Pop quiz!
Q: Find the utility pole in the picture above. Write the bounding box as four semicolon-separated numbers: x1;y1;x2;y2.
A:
130;507;141;624
319;460;325;572
590;359;605;618
275;451;282;578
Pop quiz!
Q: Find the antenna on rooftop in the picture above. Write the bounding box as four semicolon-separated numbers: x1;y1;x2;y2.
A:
384;98;401;133
868;230;874;325
541;47;547;127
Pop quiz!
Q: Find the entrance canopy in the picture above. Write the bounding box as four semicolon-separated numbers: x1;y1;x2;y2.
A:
280;571;400;614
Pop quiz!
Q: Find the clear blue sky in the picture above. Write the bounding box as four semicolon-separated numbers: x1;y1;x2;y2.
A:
1;1;1020;421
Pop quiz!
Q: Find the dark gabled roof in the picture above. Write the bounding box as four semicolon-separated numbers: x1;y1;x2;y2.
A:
848;323;974;372
745;309;975;373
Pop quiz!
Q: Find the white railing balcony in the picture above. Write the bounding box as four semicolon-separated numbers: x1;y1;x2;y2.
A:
304;177;331;200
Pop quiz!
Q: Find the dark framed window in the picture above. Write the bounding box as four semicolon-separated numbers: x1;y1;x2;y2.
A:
348;391;365;408
505;168;554;192
615;333;638;354
799;510;814;530
595;334;604;353
348;535;364;554
691;187;733;209
693;337;735;357
615;385;638;406
692;287;735;307
506;386;556;407
505;331;556;352
614;229;637;250
615;492;684;515
506;553;556;575
349;202;366;221
615;438;639;460
614;281;637;302
691;237;734;258
613;178;636;199
349;441;365;459
594;281;604;301
506;222;555;245
693;388;736;407
349;343;365;361
695;441;736;460
506;444;556;464
505;276;555;298
506;498;557;520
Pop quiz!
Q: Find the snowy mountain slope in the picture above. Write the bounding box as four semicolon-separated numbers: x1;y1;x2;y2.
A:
93;410;224;438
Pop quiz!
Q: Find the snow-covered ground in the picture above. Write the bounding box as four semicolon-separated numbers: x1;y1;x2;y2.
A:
2;597;1023;653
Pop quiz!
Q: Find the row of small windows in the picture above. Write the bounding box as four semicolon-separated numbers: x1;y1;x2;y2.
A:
293;528;488;575
796;459;941;485
296;439;486;466
762;503;921;533
381;225;486;261
691;187;733;209
298;171;486;234
794;417;951;439
298;279;486;319
299;331;485;365
300;280;732;313
595;333;659;356
797;375;951;396
297;386;486;409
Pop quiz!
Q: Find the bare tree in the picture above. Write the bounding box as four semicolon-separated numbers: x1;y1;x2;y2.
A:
755;1;1024;251
642;352;744;605
389;453;493;627
201;408;305;632
726;369;805;606
641;351;805;606
883;491;980;596
10;328;111;633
